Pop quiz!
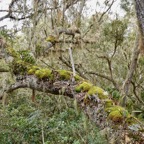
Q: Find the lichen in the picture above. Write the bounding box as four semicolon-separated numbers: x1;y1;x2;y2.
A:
75;82;92;92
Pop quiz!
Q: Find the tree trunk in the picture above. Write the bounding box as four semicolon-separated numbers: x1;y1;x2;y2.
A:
135;0;144;53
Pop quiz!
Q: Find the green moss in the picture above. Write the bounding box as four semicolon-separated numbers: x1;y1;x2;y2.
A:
34;68;53;79
105;105;125;113
35;70;44;79
75;82;92;92
57;70;71;80
7;48;36;76
126;116;137;125
46;35;57;43
87;86;108;99
41;69;53;79
7;48;35;65
74;75;84;81
106;105;130;124
88;86;103;95
27;66;40;75
108;110;123;123
104;99;114;108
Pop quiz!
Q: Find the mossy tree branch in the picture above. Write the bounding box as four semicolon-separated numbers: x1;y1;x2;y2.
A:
6;70;144;143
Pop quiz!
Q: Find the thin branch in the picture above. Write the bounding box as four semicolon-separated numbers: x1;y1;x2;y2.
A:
96;55;114;81
9;15;32;20
0;14;10;21
0;0;18;21
87;71;119;91
98;0;115;23
111;37;118;58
